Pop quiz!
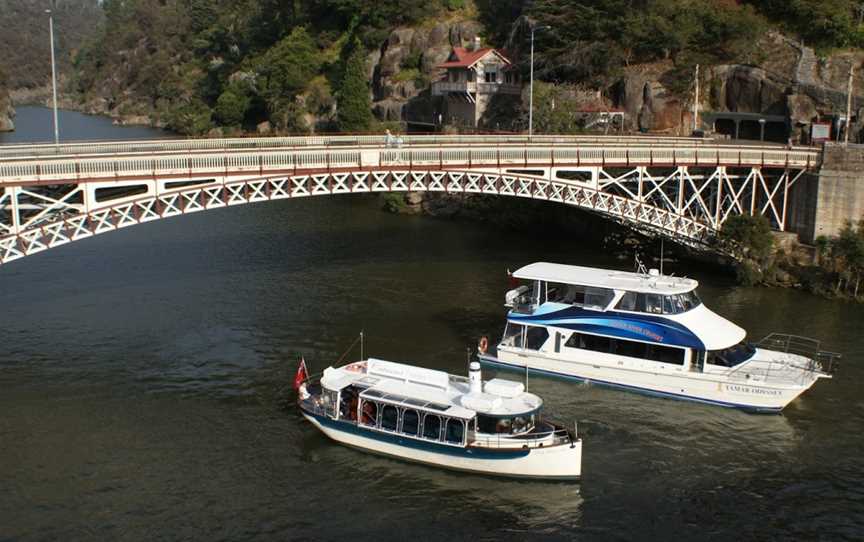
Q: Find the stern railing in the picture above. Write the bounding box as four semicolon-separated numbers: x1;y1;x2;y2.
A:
469;422;574;450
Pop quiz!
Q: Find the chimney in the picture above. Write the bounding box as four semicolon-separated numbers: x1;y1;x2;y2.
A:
471;36;481;51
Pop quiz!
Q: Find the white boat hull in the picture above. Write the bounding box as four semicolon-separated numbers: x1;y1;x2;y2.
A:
302;411;582;480
482;349;825;412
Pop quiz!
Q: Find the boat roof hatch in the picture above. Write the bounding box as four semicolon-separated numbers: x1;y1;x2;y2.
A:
513;262;698;295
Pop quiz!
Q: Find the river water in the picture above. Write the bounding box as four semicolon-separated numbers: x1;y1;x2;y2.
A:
1;108;862;541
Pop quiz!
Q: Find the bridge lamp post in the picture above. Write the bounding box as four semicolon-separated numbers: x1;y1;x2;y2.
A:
528;25;549;138
758;118;766;142
46;7;60;146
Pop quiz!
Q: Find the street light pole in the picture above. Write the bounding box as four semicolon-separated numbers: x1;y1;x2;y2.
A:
47;8;59;145
528;25;549;138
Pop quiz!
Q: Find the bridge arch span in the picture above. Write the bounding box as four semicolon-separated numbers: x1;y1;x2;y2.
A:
0;168;719;266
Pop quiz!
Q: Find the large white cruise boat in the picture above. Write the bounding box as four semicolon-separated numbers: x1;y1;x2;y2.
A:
479;262;838;412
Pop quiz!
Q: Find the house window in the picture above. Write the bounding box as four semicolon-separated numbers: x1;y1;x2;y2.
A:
485;71;497;83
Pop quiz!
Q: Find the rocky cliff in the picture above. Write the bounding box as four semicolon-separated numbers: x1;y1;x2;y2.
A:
369;20;482;126
0;82;13;132
609;33;864;136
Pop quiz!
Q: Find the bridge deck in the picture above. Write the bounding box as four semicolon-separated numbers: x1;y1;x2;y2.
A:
0;135;821;187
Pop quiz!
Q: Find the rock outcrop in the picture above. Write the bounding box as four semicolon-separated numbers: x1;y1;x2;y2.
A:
609;33;864;135
370;21;482;126
0;84;14;132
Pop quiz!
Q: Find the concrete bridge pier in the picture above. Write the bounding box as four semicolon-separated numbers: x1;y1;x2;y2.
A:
789;143;864;243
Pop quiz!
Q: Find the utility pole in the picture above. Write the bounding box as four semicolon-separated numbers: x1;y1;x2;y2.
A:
47;6;59;146
845;63;854;145
692;64;700;135
528;24;549;138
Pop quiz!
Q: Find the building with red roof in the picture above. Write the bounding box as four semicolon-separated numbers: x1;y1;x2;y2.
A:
431;39;521;128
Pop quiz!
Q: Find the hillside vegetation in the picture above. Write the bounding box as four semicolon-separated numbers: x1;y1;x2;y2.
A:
67;0;864;135
0;0;102;88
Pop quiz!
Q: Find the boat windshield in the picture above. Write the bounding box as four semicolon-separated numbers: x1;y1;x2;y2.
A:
707;341;756;367
615;289;702;315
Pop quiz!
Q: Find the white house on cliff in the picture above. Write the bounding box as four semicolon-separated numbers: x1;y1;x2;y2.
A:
431;40;521;128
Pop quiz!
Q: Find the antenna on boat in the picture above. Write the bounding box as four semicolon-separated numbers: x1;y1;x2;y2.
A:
360;330;364;361
660;237;665;276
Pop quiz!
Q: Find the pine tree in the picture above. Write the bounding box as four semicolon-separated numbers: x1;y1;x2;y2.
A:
337;38;373;133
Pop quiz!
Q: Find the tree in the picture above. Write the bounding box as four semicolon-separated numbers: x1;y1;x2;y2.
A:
336;37;373;133
257;26;321;128
215;83;251;127
718;214;775;285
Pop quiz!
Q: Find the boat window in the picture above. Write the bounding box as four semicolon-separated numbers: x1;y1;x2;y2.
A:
565;331;685;365
645;344;685;365
708;341;756;367
423;414;442;440
401;409;420;436
525;326;549;350
339;387;359;421
445;419;465;444
680;290;702;311
321;389;339;418
644;293;663;314
547;282;614;309
360;400;378;427
565;332;612;352
476;414;497;434
501;322;525;348
511;416;531;435
381;405;399;431
617;290;702;314
616;291;638;311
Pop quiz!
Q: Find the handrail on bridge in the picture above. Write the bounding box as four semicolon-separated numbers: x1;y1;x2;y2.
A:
0;133;816;161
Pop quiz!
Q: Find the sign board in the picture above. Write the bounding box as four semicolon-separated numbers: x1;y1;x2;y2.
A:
811;122;831;142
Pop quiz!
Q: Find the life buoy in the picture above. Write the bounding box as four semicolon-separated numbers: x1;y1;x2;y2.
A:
478;336;489;355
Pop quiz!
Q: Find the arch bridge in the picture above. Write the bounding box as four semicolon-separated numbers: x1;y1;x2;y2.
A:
0;134;820;266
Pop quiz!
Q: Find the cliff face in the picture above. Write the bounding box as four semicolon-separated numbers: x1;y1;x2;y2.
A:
370;21;481;125
0;81;14;132
609;33;864;136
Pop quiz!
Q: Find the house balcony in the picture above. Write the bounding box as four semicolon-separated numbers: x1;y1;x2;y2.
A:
431;80;522;98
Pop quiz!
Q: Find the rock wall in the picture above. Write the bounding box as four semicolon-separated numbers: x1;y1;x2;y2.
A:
371;21;482;126
609;33;864;136
0;84;13;132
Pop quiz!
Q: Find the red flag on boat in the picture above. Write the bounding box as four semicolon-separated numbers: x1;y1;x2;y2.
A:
293;357;308;391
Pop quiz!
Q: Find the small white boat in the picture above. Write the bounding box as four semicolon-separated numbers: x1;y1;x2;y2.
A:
479;262;839;413
296;357;582;480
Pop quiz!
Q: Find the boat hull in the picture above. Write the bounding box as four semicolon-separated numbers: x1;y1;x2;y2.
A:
301;410;582;480
480;353;820;413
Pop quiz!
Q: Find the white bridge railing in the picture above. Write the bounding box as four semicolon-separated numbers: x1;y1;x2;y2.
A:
0;143;820;185
0;133;816;160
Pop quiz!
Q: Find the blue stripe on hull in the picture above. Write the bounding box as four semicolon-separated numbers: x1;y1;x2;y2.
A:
479;356;783;414
303;408;532;459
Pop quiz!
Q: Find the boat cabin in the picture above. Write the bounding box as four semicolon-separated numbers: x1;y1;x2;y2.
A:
313;359;547;448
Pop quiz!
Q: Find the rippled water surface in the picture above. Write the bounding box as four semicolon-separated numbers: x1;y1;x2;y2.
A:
1;110;863;541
